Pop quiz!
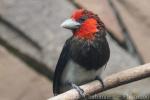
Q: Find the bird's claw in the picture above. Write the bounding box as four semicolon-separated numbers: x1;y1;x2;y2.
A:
95;76;105;89
66;81;85;98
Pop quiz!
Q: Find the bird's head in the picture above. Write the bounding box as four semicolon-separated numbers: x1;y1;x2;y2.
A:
61;9;105;39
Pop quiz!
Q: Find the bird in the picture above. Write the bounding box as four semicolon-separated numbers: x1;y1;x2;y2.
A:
53;9;110;97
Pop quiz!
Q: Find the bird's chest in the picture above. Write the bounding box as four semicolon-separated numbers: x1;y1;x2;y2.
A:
69;38;103;70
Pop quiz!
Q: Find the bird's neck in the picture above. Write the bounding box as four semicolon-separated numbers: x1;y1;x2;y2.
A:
73;29;106;41
73;26;98;40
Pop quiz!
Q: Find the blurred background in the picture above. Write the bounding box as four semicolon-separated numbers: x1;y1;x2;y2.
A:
0;0;150;100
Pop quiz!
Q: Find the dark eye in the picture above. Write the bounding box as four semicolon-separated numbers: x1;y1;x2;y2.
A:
78;16;88;23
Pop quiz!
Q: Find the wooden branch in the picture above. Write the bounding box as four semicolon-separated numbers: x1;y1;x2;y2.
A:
48;63;150;100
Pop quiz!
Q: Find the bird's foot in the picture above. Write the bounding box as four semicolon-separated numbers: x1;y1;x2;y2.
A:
95;76;105;89
66;81;85;98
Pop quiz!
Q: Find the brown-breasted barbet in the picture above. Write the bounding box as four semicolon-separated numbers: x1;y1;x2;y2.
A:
53;9;110;97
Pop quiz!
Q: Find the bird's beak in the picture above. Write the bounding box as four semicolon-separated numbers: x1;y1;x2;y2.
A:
61;19;81;30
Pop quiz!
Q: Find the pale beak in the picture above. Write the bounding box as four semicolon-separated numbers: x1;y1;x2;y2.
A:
61;19;81;30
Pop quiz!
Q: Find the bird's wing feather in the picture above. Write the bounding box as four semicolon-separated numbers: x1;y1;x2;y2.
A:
53;39;71;95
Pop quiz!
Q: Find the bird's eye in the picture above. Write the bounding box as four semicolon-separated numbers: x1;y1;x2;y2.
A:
78;16;88;23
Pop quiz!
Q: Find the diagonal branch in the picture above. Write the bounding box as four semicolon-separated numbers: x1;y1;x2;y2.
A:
48;63;150;100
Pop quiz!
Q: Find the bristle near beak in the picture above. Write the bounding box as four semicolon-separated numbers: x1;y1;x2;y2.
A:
61;19;81;30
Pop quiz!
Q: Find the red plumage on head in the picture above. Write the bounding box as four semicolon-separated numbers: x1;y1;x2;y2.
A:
71;9;84;21
71;9;100;39
74;18;98;39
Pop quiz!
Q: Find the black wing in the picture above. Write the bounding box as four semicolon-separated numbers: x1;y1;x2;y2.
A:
53;39;71;95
